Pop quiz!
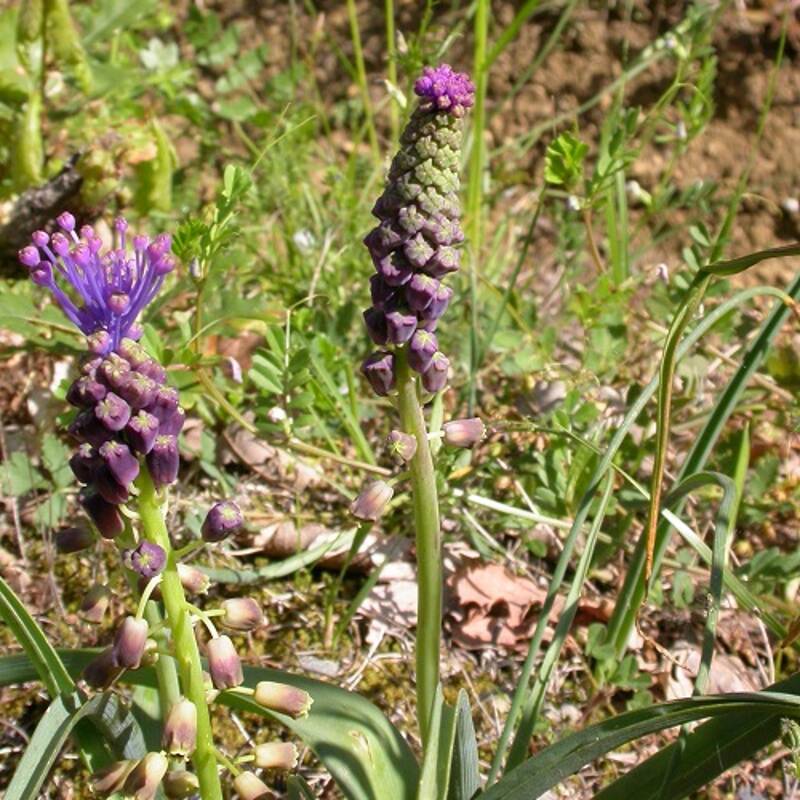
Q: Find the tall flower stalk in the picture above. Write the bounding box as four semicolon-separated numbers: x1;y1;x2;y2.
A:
20;214;309;799
360;64;475;743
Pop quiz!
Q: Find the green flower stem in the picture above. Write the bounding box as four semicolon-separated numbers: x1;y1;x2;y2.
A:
395;349;441;745
136;469;223;800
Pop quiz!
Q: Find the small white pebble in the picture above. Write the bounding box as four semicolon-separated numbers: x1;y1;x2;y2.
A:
782;197;800;214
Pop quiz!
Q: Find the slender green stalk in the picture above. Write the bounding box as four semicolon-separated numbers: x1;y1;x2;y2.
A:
136;469;223;800
466;0;490;414
346;0;379;159
395;349;441;745
384;0;399;145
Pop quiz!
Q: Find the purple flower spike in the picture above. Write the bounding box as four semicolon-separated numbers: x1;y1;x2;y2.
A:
20;214;176;352
127;541;166;579
407;329;439;373
362;351;396;396
81;490;124;538
421;351;450;393
95;392;132;432
202;500;244;543
126;411;160;454
99;440;140;486
414;63;476;117
146;434;179;487
363;307;388;345
385;309;417;344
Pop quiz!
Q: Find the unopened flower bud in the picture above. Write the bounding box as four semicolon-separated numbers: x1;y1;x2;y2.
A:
66;375;106;408
117;338;149;368
95;467;130;505
421;351;449;393
407;329;438;373
253;741;299;770
350;480;393;522
233;771;273;800
146;434;179;487
83;646;123;689
137;359;167;384
90;759;135;796
80;584;112;623
95;392;132;431
113;616;148;669
54;525;95;554
126;410;160;455
220;597;264;631
81;491;124;538
254;681;313;718
387;430;417;462
163;769;200;798
361;351;396;396
207;635;243;689
177;563;211;595
201;500;244;542
99;440;140;486
442;417;485;448
127;541;166;579
123;752;169;800
70;443;101;483
162;697;197;756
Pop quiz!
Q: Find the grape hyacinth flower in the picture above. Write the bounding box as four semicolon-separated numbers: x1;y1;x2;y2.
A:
19;213;175;354
361;64;474;395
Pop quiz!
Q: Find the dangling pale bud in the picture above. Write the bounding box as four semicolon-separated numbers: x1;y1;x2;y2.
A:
442;417;485;448
349;480;393;522
233;771;273;800
254;681;313;718
220;597;264;631
112;616;148;669
386;430;417;462
207;635;243;690
79;584;112;622
163;769;200;798
253;741;299;770
82;646;123;689
123;752;169;800
90;759;135;796
162;697;197;756
177;563;211;595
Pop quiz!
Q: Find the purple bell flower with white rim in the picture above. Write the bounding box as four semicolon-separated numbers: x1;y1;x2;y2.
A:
201;500;244;543
407;329;438;374
233;772;272;800
387;430;417;462
81;490;124;538
99;440;140;486
18;214;175;354
421;351;450;393
361;351;396;396
442;417;486;448
146;434;179;488
253;742;299;770
126;541;166;579
123;752;169;800
162;697;197;757
83;646;124;689
207;635;243;689
69;443;101;483
80;584;112;623
126;410;160;454
95;392;132;432
220;597;263;631
350;480;394;522
113;616;148;669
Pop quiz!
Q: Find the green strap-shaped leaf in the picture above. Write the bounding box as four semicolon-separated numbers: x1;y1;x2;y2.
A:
0;650;419;800
595;672;800;798
418;686;458;800
5;692;147;800
701;243;800;277
481;691;800;800
449;690;480;800
288;775;318;799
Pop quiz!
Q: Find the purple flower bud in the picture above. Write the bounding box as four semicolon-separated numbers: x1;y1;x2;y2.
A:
233;772;272;800
207;635;243;689
69;410;112;448
363;307;388;345
350;480;393;522
387;430;417;462
81;491;124;538
254;681;313;718
162;697;197;756
220;597;263;631
178;563;210;595
403;232;435;269
99;440;140;486
158;406;186;437
117;338;149;368
32;230;49;247
57;211;76;231
369;274;397;309
374;252;414;287
87;330;113;355
385;309;417;344
146;434;179;488
80;584;112;623
163;770;200;799
146;386;179;423
442;417;486;448
202;500;244;543
30;263;53;286
55;525;95;554
81;355;103;376
70;443;101;483
67;375;107;408
83;646;123;689
136;359;167;385
97;353;132;390
108;292;130;315
421;351;450;393
418;284;453;322
127;541;166;579
364;221;403;257
407;329;438;373
18;245;40;267
126;411;160;454
425;246;460;278
405;273;440;313
361;351;396;396
113;616;148;669
116;372;157;408
95;392;132;432
123;752;169;800
95;467;131;505
253;742;299;770
90;760;135;796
